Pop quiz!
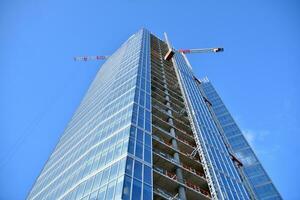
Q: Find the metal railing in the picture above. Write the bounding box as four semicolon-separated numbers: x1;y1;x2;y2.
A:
153;166;211;198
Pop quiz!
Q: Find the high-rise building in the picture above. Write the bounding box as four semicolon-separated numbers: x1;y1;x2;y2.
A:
201;78;282;200
27;29;281;200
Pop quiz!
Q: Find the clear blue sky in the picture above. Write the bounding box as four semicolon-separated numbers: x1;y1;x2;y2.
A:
0;0;299;199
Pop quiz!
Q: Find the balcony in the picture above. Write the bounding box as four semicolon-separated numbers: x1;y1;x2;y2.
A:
152;124;196;153
151;83;185;108
152;112;193;137
152;94;187;120
153;166;211;200
151;80;183;102
152;115;194;141
153;150;208;187
151;35;211;200
152;134;202;167
151;68;179;90
152;98;189;124
152;105;192;133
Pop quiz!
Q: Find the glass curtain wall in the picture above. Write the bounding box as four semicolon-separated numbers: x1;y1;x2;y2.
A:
201;78;282;200
27;29;151;200
173;53;250;200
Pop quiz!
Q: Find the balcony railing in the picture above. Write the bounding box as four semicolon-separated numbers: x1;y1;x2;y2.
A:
154;187;181;200
152;115;193;139
153;149;206;181
185;180;211;197
152;123;196;150
152;104;191;131
152;123;194;145
153;166;211;199
153;134;200;161
152;98;188;121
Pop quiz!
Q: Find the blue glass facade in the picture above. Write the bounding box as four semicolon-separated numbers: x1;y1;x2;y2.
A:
200;78;282;200
172;53;250;199
28;29;280;200
123;28;153;200
27;29;152;200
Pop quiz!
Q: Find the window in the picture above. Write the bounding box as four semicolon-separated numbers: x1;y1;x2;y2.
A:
130;126;136;139
122;176;132;200
105;181;116;200
236;149;257;166
89;190;98;200
145;122;151;133
135;142;143;159
110;162;119;180
83;176;94;196
138;108;144;128
114;177;124;200
97;186;106;200
139;90;145;106
145;111;151;132
229;135;248;150
98;153;106;168
101;167;110;186
114;143;122;159
143;165;151;185
144;133;151;147
255;184;277;199
244;164;265;177
122;139;129;155
146;94;150;110
125;157;134;176
137;128;144;143
132;179;142;200
143;184;152;200
128;139;135;155
92;172;102;191
144;146;151;164
250;174;270;186
75;181;86;200
118;158;126;176
134;161;142;180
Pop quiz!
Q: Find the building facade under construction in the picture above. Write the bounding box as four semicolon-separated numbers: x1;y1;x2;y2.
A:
27;29;281;200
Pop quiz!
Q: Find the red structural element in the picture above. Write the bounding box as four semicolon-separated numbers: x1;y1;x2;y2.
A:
182;164;205;178
165;171;177;181
185;180;210;197
178;49;191;54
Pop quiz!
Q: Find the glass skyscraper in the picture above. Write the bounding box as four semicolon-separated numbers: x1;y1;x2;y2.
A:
201;78;282;200
27;29;281;200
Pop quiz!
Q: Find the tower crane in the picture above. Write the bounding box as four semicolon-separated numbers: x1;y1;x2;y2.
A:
73;55;109;62
178;48;224;54
163;47;223;61
73;32;223;62
74;47;223;62
163;32;223;61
